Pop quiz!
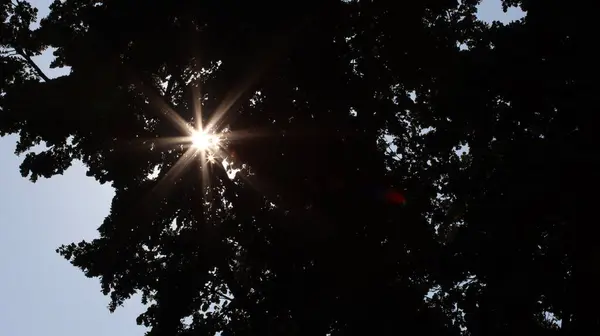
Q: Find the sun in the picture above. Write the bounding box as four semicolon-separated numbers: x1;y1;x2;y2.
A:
191;130;221;150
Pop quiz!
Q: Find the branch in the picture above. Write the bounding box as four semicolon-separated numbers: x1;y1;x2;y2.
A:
216;290;233;301
203;284;233;302
217;261;254;309
14;47;51;82
1;48;18;56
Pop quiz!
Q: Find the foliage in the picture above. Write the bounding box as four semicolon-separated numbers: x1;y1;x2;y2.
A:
1;0;598;335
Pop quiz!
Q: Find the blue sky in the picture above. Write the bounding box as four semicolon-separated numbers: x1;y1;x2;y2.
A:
0;1;524;335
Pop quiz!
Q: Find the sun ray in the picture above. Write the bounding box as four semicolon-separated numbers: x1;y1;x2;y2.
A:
159;104;195;136
198;149;212;211
132;71;195;137
191;79;205;135
219;128;273;142
137;57;276;214
151;146;199;198
150;136;195;149
204;68;262;133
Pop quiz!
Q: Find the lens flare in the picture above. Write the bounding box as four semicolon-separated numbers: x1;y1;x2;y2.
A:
191;130;221;150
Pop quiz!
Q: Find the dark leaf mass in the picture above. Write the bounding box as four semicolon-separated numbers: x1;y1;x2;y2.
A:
2;0;598;335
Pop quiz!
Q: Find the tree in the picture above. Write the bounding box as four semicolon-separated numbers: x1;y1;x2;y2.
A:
2;0;597;335
411;1;600;335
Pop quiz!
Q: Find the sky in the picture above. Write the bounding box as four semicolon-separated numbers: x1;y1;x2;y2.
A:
0;1;524;336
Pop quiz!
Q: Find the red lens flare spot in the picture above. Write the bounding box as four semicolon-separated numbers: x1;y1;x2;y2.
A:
385;190;406;205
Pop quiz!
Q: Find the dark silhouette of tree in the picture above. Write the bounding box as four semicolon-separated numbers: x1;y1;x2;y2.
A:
419;1;600;335
2;0;597;335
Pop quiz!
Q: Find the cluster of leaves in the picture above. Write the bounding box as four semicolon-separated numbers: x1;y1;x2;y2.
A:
1;0;598;335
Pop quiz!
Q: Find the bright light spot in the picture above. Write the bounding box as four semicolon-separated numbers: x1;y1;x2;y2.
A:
191;130;220;150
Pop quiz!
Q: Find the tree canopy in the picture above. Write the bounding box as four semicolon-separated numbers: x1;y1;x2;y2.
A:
1;0;598;335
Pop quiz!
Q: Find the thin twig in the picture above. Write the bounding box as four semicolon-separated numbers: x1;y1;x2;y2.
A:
14;47;51;82
216;290;233;301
